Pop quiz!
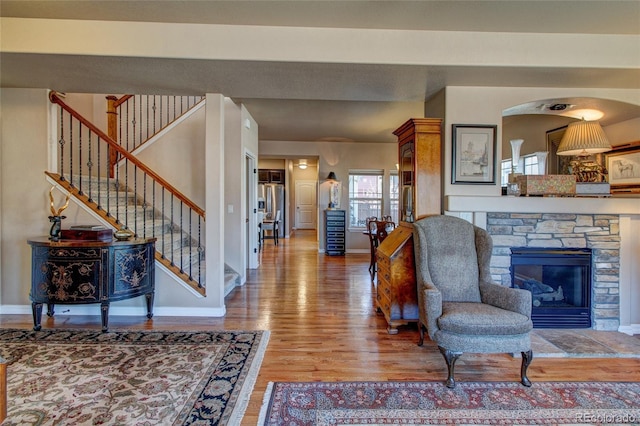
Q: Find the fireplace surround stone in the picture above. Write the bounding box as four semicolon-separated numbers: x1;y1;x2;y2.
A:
487;213;620;331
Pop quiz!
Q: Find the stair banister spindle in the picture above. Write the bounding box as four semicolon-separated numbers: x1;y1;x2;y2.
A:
152;181;156;239
170;193;175;266
131;97;136;152
58;105;65;181
158;96;162;133
69;112;74;186
198;217;202;287
142;174;147;238
144;95;148;145
78;120;84;195
167;96;170;127
133;162;138;236
138;96;142;150
161;188;166;259
124;158;129;230
179;200;184;273
87;130;93;203
153;96;157;137
188;206;192;281
114;143;120;223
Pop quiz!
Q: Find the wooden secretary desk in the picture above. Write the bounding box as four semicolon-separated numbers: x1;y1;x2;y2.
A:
376;118;443;333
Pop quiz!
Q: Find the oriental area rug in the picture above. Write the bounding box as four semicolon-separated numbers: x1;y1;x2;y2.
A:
259;381;640;425
0;328;269;425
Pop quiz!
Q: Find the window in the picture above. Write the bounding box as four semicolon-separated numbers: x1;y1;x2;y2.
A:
389;172;399;223
348;171;383;229
500;154;538;186
523;155;539;175
500;159;512;187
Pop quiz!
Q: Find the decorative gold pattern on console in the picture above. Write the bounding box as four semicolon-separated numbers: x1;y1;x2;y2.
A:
47;248;101;258
39;261;98;302
116;247;148;288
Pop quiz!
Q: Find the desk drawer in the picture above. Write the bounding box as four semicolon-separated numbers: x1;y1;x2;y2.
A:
377;289;391;314
377;254;391;270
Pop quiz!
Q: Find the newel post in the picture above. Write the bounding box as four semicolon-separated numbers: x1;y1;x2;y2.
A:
106;95;119;178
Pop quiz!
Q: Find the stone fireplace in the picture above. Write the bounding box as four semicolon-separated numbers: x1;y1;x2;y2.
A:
510;247;592;328
487;213;620;331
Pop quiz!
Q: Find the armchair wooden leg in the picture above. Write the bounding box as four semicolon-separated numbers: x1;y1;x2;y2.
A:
439;346;462;389
520;350;533;387
417;324;425;346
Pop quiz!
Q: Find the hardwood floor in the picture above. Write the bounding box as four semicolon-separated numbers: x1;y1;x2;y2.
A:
1;229;639;425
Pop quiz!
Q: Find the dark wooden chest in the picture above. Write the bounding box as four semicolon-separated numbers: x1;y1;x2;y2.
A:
61;228;113;242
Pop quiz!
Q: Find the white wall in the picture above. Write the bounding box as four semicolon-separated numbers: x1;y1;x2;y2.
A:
1;89;52;307
620;215;640;333
240;103;259;273
134;106;206;207
224;99;243;281
606;118;640;147
223;99;259;283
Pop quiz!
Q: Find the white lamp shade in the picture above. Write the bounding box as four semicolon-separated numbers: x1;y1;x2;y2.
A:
557;120;611;156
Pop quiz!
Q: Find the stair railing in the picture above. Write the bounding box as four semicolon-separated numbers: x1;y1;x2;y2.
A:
112;94;204;152
48;91;206;295
107;95;204;177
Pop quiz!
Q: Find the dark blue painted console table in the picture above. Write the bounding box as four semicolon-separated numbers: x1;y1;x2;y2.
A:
28;237;156;332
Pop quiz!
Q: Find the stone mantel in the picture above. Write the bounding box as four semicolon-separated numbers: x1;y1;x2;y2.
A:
445;194;640;334
446;196;639;215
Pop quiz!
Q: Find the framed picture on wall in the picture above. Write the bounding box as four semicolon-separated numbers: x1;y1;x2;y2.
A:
546;125;572;175
605;141;640;193
451;124;497;184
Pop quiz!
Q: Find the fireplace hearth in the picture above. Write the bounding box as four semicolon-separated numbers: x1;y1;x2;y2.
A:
510;247;592;328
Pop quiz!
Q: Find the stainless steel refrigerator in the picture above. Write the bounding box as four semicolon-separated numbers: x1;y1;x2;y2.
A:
258;184;285;238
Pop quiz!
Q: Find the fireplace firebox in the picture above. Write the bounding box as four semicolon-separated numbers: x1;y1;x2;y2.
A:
510;247;592;328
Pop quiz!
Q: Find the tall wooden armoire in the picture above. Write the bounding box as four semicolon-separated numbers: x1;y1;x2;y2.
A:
376;118;443;333
394;118;443;222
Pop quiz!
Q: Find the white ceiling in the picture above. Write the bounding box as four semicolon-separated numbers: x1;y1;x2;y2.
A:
1;1;639;143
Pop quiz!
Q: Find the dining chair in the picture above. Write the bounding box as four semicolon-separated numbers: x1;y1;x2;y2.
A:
365;217;379;276
262;210;281;245
368;219;396;279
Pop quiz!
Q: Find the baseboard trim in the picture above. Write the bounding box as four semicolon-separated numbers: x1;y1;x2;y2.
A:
618;324;640;336
0;304;226;317
346;249;369;254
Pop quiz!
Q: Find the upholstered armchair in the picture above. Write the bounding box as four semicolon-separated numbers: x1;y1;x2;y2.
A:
412;215;533;388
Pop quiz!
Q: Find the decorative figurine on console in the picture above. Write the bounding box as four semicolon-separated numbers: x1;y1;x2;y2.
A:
48;187;70;241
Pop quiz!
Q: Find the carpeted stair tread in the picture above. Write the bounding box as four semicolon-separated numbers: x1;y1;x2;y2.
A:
61;175;206;291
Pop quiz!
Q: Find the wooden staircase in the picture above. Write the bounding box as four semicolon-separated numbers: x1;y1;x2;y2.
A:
47;92;240;297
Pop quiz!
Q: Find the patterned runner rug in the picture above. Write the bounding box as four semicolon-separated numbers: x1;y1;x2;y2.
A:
0;328;269;425
259;381;640;425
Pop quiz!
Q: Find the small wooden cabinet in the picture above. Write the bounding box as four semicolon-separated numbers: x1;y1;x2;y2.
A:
258;169;285;184
375;223;418;333
28;237;156;332
324;209;346;255
394;118;443;222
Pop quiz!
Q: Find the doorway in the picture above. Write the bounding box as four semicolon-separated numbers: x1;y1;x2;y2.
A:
246;152;259;269
295;180;317;230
